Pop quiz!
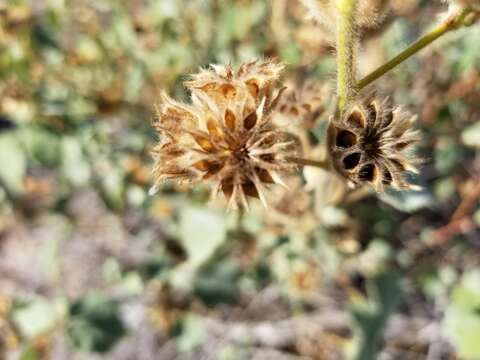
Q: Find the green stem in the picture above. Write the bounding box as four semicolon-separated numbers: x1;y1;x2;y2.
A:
356;8;473;91
336;0;358;112
287;156;330;170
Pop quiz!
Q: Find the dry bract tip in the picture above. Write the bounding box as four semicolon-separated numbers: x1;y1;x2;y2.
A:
151;59;300;209
327;97;422;192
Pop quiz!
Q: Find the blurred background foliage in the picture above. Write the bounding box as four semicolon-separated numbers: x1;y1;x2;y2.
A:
0;0;479;359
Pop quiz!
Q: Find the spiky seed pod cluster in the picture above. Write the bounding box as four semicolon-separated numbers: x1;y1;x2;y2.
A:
327;97;421;192
151;60;300;209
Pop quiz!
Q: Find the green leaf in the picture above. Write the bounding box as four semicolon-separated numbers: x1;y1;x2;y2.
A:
60;136;91;187
67;294;125;353
175;314;207;353
461;122;480;148
352;272;404;360
179;206;227;265
0;133;26;194
18;126;61;167
434;138;464;174
100;168;125;211
379;188;433;213
194;261;240;307
444;270;480;359
12;297;67;339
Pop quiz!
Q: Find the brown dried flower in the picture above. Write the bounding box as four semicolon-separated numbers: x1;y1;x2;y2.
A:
327;97;421;191
151;60;300;209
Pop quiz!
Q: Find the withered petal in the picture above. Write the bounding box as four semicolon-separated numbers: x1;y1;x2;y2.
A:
245;79;260;98
244;111;258;130
256;167;275;183
192;133;216;152
224;109;236;132
242;181;259;198
347;107;367;129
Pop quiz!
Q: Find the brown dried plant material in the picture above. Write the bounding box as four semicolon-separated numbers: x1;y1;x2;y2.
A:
151;60;300;209
288;261;323;297
300;0;391;32
295;326;347;360
273;81;330;155
327;97;421;192
274;80;327;129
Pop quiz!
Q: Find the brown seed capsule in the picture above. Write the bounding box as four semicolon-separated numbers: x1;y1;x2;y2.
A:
151;60;300;209
327;97;422;192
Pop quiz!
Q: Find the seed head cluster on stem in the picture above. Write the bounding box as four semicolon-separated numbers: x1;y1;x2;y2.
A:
327;96;422;191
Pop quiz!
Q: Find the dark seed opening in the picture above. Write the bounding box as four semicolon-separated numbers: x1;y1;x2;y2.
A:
343;152;361;170
367;102;377;122
382;168;393;184
336;130;357;148
242;181;259;198
390;158;406;172
260;153;275;163
256;167;274;183
358;163;377;182
224;109;236;131
203;163;224;179
394;142;410;151
244;111;258;130
347;109;367;129
383;111;394;127
221;177;234;198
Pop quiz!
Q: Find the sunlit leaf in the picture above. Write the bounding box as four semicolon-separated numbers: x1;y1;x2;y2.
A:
179;206;227;265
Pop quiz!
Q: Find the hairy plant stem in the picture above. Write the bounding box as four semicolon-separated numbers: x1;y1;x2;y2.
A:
356;8;473;91
287;156;330;170
237;206;245;231
336;0;358;113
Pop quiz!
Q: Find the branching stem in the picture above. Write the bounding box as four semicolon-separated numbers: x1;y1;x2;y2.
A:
287;157;330;170
356;8;473;91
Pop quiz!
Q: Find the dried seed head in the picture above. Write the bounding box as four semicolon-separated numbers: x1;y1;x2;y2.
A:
274;81;327;127
151;60;300;209
327;97;422;191
272;81;331;156
184;59;285;109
